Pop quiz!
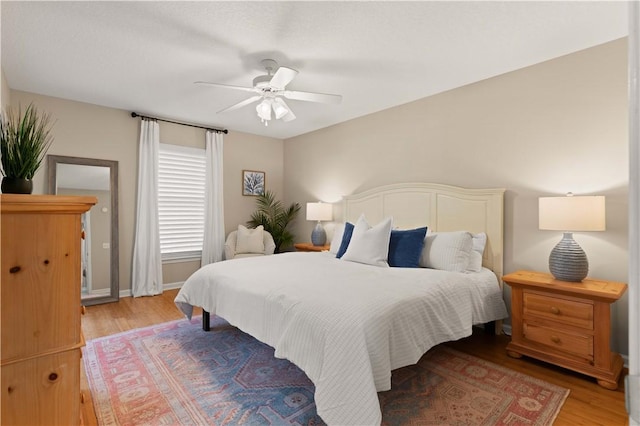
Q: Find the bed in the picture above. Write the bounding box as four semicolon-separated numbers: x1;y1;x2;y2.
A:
175;183;508;425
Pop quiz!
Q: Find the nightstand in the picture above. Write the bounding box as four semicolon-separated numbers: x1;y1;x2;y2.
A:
503;270;627;390
294;242;330;252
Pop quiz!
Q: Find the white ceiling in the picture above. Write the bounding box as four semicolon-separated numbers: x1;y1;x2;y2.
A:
1;1;629;140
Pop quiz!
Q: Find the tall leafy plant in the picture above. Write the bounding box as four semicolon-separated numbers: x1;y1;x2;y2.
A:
0;104;54;179
247;190;301;253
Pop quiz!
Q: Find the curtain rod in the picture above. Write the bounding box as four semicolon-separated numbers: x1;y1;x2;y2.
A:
130;112;228;134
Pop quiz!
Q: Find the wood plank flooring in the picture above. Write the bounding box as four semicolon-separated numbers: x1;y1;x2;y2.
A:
81;289;628;426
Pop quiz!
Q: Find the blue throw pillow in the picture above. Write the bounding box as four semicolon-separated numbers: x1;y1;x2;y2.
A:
336;222;355;258
388;227;428;268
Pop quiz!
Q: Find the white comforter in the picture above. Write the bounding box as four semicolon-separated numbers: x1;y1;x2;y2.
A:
175;252;507;425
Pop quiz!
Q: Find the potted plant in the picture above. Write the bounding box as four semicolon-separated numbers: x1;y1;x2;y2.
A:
247;190;301;253
0;104;54;194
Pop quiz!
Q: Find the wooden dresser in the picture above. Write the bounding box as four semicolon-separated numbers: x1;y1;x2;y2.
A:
503;270;627;390
1;194;96;425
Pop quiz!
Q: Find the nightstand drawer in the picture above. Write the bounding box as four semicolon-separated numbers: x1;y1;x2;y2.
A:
523;292;593;330
523;323;593;360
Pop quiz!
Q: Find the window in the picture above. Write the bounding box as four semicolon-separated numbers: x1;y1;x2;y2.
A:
158;143;206;260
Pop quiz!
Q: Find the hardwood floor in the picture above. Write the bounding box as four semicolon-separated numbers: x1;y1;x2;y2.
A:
81;289;628;426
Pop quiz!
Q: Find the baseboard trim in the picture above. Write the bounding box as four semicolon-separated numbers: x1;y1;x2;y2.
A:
119;281;184;298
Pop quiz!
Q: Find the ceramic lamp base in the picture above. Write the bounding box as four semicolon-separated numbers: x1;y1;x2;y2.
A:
311;222;326;246
549;232;588;282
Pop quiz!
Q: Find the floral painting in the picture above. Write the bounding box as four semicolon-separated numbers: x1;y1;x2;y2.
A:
243;170;265;196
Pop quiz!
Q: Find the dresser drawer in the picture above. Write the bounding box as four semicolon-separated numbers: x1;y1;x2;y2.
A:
523;291;593;330
523;323;593;360
1;349;81;425
1;213;82;361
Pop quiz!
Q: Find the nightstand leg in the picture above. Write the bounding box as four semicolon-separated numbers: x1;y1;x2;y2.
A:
597;379;619;390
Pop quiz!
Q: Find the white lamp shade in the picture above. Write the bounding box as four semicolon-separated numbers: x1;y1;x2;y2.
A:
272;98;290;119
539;195;605;231
256;99;272;120
306;202;333;221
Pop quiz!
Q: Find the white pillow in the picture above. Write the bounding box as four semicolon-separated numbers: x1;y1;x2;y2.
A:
341;214;392;267
236;225;265;254
466;232;487;273
419;231;473;272
329;223;346;254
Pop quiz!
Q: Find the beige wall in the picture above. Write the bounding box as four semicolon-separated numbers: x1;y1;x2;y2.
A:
1;68;10;109
9;90;284;294
284;39;629;355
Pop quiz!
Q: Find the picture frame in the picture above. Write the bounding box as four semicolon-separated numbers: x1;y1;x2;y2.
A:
242;170;265;196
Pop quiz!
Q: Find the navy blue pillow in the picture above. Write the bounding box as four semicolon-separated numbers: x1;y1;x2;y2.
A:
336;222;355;258
388;227;428;268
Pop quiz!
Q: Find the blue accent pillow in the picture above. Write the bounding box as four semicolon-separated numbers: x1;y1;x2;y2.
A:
388;227;428;268
336;222;355;258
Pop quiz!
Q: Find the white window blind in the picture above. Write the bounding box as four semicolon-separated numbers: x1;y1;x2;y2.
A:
158;143;206;260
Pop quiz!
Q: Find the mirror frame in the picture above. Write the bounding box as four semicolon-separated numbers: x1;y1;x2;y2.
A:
47;155;119;305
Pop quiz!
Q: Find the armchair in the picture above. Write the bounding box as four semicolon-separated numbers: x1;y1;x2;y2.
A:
224;228;276;260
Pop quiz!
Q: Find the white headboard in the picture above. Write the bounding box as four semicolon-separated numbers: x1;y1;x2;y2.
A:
343;183;505;279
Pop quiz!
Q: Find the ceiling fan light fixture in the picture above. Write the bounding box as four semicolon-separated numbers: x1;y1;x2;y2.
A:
256;99;272;125
198;58;340;127
272;98;290;119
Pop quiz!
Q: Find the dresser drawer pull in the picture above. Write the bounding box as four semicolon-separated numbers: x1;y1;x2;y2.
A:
550;306;560;315
550;335;561;344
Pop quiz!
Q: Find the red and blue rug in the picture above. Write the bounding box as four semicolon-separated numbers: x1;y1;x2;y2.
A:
83;316;569;425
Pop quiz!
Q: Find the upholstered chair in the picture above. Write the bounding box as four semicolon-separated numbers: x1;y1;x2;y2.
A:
224;225;276;260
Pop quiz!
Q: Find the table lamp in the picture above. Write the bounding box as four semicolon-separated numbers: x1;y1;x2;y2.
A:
306;202;333;246
538;193;605;282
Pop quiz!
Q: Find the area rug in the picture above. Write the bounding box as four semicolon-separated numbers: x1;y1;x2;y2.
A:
83;316;569;425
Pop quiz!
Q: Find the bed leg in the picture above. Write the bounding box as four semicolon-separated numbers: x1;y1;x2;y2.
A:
484;321;496;335
202;310;211;331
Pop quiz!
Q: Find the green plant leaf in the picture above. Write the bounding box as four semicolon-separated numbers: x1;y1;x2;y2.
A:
0;103;54;179
247;190;301;253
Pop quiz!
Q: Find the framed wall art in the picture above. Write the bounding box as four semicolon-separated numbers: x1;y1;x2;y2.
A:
242;170;265;196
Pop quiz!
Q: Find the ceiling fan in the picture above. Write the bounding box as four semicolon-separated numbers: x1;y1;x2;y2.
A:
195;59;342;126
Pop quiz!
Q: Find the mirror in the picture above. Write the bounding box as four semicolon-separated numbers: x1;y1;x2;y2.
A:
48;155;119;305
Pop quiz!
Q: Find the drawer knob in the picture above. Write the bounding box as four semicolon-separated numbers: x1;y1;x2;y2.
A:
550;306;560;315
550;335;561;344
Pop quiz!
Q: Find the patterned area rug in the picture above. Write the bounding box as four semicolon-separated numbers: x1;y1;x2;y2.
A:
84;316;569;425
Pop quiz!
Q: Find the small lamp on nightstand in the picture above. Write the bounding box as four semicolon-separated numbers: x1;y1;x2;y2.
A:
306;202;332;246
539;193;605;282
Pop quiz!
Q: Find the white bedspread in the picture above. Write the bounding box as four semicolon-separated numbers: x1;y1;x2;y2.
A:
175;252;507;425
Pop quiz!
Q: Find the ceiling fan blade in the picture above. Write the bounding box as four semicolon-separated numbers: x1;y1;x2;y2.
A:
217;95;262;114
269;67;298;89
283;90;342;104
195;81;258;93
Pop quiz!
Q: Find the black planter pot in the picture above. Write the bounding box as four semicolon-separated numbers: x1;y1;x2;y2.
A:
1;177;33;194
